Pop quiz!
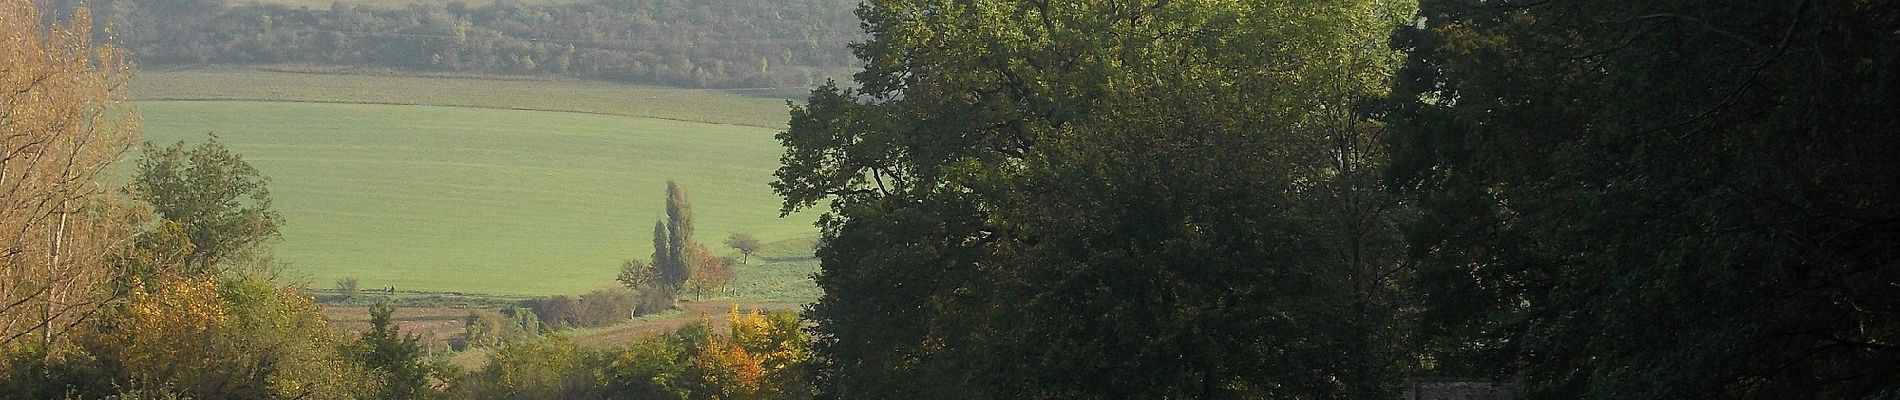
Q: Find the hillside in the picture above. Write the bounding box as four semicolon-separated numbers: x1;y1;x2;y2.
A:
81;0;862;89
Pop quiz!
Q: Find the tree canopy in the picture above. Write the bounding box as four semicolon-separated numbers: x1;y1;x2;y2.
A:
1383;1;1900;397
130;135;284;273
776;0;1417;397
778;0;1898;398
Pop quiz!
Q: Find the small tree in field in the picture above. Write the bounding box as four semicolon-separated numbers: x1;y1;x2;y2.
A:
687;244;729;298
617;258;674;316
336;276;359;301
617;259;657;291
724;233;762;264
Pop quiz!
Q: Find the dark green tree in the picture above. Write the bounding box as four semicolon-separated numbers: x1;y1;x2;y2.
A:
1383;1;1900;398
776;0;1417;397
646;181;699;294
129;134;283;273
355;301;439;400
652;219;673;288
665;181;695;288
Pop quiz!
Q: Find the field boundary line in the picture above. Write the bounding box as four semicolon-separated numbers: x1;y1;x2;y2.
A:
135;96;786;128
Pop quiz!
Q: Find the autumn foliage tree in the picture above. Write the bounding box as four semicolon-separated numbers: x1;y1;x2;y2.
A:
686;244;729;298
0;0;141;353
677;306;813;400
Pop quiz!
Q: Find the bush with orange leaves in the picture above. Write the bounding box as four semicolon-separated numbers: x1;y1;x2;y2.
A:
64;275;377;399
677;306;813;400
452;305;814;400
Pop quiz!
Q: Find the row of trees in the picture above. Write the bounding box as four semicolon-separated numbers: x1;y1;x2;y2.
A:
77;0;860;89
776;0;1898;398
454;306;814;400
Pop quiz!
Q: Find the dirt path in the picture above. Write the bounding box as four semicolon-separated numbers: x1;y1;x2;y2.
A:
569;300;806;348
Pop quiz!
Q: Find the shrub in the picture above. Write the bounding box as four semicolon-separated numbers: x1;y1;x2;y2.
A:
578;288;636;327
531;296;582;330
463;308;542;350
336;276;358;300
634;285;676;317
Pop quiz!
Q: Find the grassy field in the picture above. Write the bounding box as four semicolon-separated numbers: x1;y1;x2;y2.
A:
131;68;797;128
138;100;818;295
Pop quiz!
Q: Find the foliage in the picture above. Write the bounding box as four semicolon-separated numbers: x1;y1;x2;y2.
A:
129;135;284;273
0;0;140;352
599;334;689;400
616;259;658;292
1384;1;1900;398
462;308;543;350
335;276;359;300
2;4;405;397
454;306;814;400
6;275;379;400
776;0;1416;397
349;301;447;399
615;264;679;316
638;180;740;299
657;181;698;292
576;287;637;327
619;258;678;316
688;307;813;400
90;0;860;88
460;334;598;399
686;244;731;298
725;233;763;264
532;296;584;330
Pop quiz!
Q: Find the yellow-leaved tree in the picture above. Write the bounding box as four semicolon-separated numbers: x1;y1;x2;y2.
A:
0;0;141;352
684;305;812;399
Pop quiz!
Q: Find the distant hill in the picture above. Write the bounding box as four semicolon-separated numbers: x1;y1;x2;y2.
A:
77;0;862;89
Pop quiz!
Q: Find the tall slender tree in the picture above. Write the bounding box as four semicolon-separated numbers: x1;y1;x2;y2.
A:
651;219;675;290
650;181;698;293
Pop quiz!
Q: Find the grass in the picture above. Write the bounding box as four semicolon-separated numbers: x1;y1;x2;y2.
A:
716;236;822;302
138;100;819;296
130;67;797;128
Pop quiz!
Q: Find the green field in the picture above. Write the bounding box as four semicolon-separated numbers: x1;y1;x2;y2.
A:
131;68;797;128
137;99;817;296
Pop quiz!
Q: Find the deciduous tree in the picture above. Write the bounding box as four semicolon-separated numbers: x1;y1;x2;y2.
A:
725;233;762;264
0;0;141;352
1384;1;1900;398
776;0;1417;397
129;135;283;273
